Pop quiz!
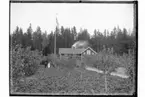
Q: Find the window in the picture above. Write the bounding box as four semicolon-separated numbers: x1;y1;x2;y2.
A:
87;50;91;55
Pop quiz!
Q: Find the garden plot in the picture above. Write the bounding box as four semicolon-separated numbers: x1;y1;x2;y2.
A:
12;64;134;95
11;51;135;95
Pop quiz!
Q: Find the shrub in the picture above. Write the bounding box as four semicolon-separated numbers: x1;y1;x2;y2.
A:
82;51;135;94
83;52;135;74
49;54;76;70
10;44;43;92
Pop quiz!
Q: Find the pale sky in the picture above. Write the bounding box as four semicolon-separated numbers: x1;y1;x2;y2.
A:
10;3;134;35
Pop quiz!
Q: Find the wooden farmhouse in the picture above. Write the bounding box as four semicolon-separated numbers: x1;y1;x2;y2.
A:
59;47;97;60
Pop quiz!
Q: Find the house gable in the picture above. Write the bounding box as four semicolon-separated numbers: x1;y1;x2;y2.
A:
81;47;97;55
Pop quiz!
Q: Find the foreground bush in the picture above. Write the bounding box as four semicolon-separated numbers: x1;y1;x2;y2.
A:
10;45;43;92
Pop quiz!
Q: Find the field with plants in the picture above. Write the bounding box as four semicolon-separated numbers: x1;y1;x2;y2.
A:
10;45;135;95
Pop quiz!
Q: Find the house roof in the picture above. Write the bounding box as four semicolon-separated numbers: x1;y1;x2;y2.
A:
59;48;85;54
59;47;97;54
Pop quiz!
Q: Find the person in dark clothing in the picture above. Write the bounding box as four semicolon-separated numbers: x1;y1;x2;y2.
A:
40;60;49;68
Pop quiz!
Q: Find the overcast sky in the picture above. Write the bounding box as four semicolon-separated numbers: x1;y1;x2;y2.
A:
11;3;134;35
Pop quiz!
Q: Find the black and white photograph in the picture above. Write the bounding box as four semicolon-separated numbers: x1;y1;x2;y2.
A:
9;0;137;96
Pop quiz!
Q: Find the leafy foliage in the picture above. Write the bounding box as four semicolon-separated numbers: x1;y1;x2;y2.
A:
10;44;43;92
83;48;135;75
11;50;135;94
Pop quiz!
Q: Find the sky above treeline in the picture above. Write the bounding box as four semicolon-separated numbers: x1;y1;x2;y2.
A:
11;3;134;35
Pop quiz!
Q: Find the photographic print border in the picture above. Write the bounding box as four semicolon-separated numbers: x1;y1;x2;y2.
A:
9;0;138;97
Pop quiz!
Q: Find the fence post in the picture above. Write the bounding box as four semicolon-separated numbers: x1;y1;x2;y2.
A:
104;71;108;94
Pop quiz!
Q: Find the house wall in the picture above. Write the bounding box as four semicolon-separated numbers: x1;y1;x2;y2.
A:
59;47;97;60
60;53;81;60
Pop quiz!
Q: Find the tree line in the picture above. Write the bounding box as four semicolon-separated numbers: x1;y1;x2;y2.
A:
10;24;136;56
